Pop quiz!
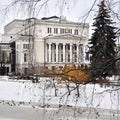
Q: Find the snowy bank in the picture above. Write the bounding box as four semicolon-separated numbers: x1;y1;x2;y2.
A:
0;77;120;120
0;77;120;109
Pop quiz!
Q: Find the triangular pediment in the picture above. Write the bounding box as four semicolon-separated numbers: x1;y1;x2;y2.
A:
44;33;82;40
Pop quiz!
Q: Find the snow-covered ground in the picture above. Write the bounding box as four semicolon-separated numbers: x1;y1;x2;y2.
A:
0;76;120;120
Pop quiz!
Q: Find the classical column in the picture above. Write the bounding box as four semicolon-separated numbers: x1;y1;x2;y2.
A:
49;43;51;63
51;44;56;62
65;44;68;62
77;44;79;63
58;44;60;62
51;44;53;62
81;45;85;63
45;44;48;62
63;43;65;63
56;43;58;63
70;43;72;62
79;44;83;63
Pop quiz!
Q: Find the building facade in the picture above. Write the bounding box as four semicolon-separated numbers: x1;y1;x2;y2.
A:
2;16;89;75
0;42;11;75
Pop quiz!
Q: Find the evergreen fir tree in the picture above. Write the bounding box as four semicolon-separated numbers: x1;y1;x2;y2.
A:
89;0;117;79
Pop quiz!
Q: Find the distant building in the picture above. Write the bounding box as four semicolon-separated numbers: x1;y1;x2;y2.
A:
2;16;89;75
0;42;11;75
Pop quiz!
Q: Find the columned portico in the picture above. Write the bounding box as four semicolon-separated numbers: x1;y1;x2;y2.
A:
46;43;84;64
44;34;89;70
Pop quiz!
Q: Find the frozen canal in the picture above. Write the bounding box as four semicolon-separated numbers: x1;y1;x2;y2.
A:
0;103;96;120
0;103;120;120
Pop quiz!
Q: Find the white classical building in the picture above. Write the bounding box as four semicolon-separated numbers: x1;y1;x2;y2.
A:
2;16;89;75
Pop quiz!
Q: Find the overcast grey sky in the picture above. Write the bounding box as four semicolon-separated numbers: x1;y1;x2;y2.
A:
0;0;98;20
0;0;99;34
0;0;119;36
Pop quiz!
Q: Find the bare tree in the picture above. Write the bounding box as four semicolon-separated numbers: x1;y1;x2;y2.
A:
0;0;120;120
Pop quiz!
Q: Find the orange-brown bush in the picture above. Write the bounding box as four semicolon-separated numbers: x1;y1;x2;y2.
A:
62;64;91;83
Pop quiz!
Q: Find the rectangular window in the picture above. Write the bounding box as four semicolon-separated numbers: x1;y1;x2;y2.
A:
23;44;26;49
85;52;89;61
54;53;56;62
74;29;78;35
61;54;63;62
60;28;65;34
54;28;58;34
24;68;28;74
2;53;5;61
68;29;72;34
68;54;70;62
24;53;28;62
65;29;67;33
48;27;52;33
23;44;30;49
